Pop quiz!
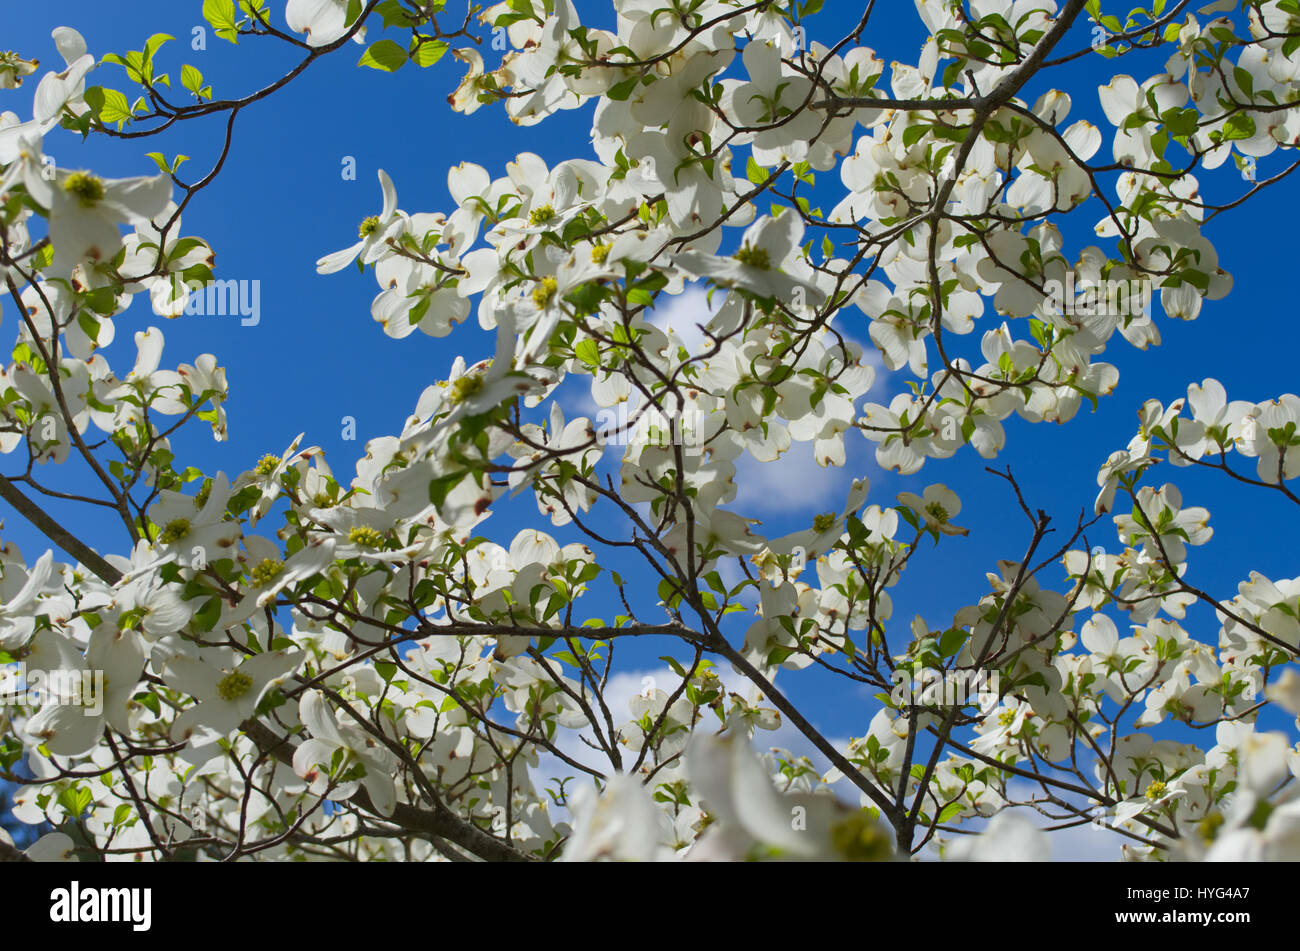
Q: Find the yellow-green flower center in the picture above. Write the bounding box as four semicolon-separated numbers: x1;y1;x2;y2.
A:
733;243;771;270
358;215;380;238
812;512;836;534
250;558;283;586
1145;780;1167;801
1197;811;1224;841
312;491;333;507
527;204;556;227
157;518;191;545
998;709;1017;727
590;242;610;264
925;502;950;523
449;372;485;405
194;482;212;510
829;811;892;862
63;171;106;208
254;454;280;477
532;276;558;309
348;525;385;549
216;670;253;702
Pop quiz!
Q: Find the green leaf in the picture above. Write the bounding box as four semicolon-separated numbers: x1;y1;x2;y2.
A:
203;0;241;43
656;577;683;608
1161;107;1198;138
117;50;147;83
1233;65;1254;99
937;802;963;824
939;629;967;658
1222;113;1256;142
58;785;93;818
192;596;221;632
181;63;205;95
410;38;449;67
359;39;409;72
144;33;174;62
606;76;639;101
147;152;189;175
83;86;134;128
574;338;600;368
239;0;269;21
376;0;417;27
428;470;468;508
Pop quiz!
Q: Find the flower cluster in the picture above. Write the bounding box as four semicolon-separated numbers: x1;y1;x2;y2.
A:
0;1;1297;863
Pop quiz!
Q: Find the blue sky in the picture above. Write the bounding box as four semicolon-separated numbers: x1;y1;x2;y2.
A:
3;2;1297;855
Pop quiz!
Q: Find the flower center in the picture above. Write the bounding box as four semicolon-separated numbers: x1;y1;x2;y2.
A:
348;525;385;549
527;204;556;227
449;373;485;404
733;243;771;270
1197;812;1223;841
250;558;283;586
1145;780;1167;801
532;276;558;309
217;670;253;702
254;454;280;477
812;512;836;534
358;215;380;238
63;171;106;208
157;518;191;545
997;709;1017;727
590;243;610;264
925;502;950;523
194;482;212;509
828;811;891;862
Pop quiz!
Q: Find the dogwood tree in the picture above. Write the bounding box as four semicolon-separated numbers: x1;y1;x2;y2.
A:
1;0;1299;863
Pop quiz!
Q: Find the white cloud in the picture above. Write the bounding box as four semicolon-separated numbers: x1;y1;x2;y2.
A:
528;663;753;799
733;438;858;515
557;282;894;517
919;777;1125;861
1039;819;1127;861
553;375;600;420
526;661;813;800
647;284;717;356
